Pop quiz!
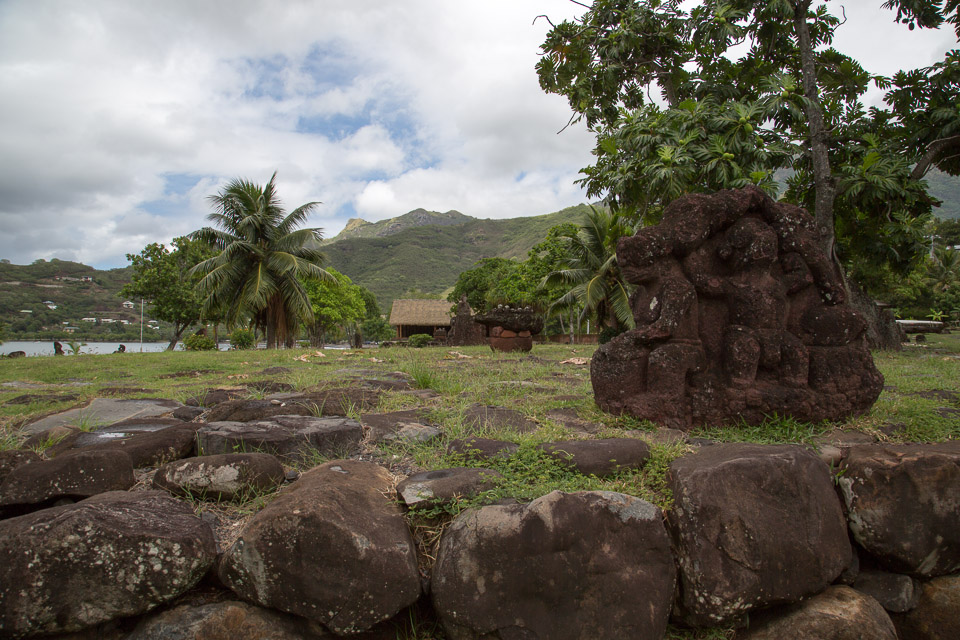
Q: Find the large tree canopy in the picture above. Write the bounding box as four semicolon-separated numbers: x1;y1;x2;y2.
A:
191;172;332;348
303;267;366;346
537;0;959;288
121;236;214;350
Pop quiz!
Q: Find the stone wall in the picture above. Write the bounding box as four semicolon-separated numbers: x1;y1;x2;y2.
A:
0;429;957;639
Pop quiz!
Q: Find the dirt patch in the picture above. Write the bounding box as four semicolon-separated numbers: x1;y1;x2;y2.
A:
259;366;292;375
158;370;220;379
907;389;960;404
3;393;80;406
246;381;295;395
97;387;156;397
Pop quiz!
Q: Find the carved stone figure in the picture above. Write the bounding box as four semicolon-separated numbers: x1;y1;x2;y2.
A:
446;296;487;347
592;186;884;429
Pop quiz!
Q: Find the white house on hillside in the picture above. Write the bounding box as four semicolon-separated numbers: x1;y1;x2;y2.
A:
122;301;135;309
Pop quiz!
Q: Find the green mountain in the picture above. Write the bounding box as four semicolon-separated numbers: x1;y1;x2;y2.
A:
927;169;960;219
319;204;593;307
324;209;473;243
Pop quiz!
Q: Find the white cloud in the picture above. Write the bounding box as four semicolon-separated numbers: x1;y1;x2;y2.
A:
0;0;953;267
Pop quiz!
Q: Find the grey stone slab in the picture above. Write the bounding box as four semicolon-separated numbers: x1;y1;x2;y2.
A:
24;398;182;434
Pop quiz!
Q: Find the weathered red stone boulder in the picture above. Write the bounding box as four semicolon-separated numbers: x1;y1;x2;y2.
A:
0;449;41;484
185;387;247;407
204;387;380;422
153;453;285;501
852;569;922;613
462;403;538;433
591;186;883;429
0;450;135;512
891;573;960;639
47;421;199;467
361;409;432;442
197;415;363;463
447;437;519;461
537;438;651;476
218;460;420;634
397;467;502;506
839;442;960;577
432;490;676;640
0;490;216;637
128;599;333;640
736;585;897;639
668;443;852;626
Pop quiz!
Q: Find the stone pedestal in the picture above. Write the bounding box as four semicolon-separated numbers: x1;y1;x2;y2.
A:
475;306;543;353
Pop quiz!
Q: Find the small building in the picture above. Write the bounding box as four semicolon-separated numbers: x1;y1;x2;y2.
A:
43;301;57;309
81;317;96;323
19;309;32;314
64;326;79;333
100;318;116;324
389;299;453;340
122;300;135;309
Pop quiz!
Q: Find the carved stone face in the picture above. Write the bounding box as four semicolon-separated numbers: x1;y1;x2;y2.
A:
718;217;777;270
622;228;670;284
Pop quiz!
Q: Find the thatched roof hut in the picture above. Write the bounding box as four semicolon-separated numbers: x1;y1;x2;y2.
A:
389;299;454;339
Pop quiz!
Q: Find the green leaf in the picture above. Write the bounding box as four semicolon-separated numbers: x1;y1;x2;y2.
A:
861;151;881;172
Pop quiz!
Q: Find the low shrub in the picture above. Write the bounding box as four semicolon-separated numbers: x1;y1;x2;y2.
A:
229;328;255;350
183;332;217;351
408;333;432;348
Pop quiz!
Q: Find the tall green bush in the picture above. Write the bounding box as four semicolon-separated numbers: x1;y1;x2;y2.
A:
229;328;255;350
408;333;432;348
184;332;216;351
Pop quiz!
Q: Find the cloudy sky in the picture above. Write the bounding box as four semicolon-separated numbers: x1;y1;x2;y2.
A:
0;1;955;269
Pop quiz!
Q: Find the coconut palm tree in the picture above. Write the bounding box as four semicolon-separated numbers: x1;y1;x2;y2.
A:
925;247;960;294
542;206;637;332
190;172;333;348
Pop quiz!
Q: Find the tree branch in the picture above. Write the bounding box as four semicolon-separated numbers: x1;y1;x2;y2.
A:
532;14;555;28
910;134;960;180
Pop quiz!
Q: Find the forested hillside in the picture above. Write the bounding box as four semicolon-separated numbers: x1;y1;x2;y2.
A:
320;204;593;306
928;169;960;219
0;259;158;340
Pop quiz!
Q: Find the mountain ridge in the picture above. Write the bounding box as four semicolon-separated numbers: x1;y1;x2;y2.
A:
319;205;593;307
324;208;473;243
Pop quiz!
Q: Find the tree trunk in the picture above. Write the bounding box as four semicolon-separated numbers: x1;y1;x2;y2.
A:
793;2;903;350
167;324;186;351
793;0;837;258
266;323;276;350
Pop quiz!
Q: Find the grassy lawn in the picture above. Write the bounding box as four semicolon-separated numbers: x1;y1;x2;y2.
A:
1;336;957;639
